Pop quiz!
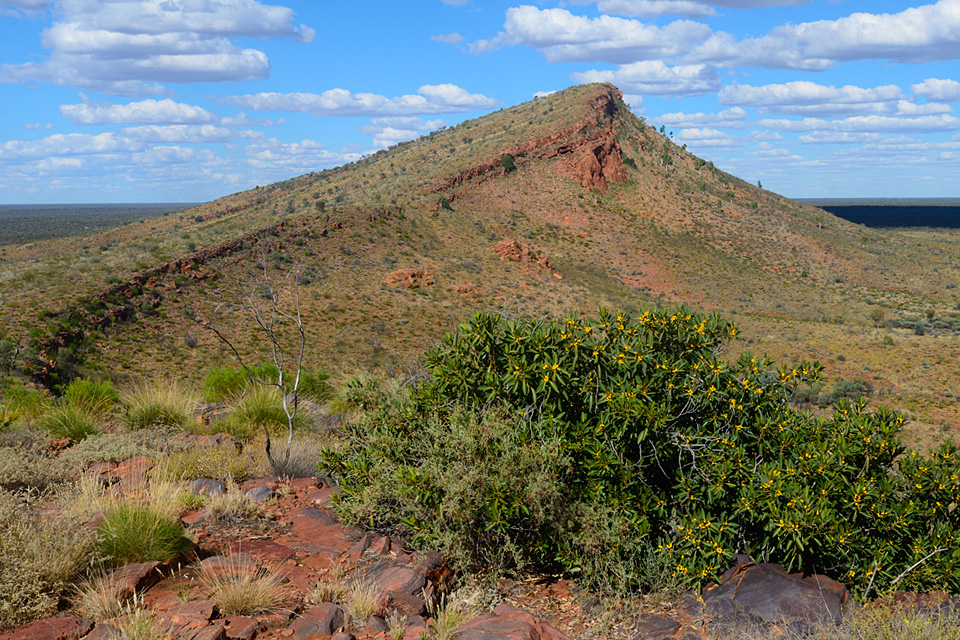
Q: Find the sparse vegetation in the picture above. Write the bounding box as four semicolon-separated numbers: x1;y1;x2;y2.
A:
122;380;197;431
201;556;284;616
96;504;193;566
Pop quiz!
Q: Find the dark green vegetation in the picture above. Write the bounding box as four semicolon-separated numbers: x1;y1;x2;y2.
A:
320;308;960;599
96;504;193;566
0;203;196;245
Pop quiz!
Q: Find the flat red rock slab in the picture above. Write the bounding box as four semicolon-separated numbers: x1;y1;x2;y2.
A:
366;565;425;596
285;604;346;640
200;554;259;578
227;539;296;561
281;509;355;556
458;604;572;640
108;561;164;601
221;617;259;640
241;478;280;492
0;617;94;640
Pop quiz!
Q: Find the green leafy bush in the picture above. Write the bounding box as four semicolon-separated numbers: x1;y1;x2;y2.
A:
96;504;193;566
320;308;960;599
64;377;120;417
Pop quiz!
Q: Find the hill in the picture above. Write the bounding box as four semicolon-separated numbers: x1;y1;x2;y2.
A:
2;83;960;438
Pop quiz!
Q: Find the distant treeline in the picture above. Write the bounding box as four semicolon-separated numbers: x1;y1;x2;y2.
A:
0;203;197;246
802;199;960;229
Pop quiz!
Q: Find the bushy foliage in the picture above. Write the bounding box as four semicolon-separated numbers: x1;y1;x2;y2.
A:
320;308;960;599
203;362;330;405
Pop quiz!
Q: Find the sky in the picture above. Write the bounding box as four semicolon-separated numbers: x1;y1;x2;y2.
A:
2;1;960;203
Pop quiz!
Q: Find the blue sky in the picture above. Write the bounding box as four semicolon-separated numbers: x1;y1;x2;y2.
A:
2;1;960;203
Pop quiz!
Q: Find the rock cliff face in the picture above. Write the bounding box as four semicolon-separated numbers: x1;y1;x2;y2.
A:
431;87;628;199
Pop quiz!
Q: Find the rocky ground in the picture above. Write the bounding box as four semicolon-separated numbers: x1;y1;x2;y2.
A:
2;436;959;640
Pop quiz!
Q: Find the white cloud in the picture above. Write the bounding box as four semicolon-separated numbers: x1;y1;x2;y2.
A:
912;78;960;102
653;106;748;129
120;124;263;143
477;2;960;72
711;0;960;70
244;139;364;178
219;112;284;127
220;84;499;117
719;81;905;116
674;127;742;149
24;122;54;130
622;93;644;112
358;116;446;148
471;6;713;63
758;113;960;133
0;132;135;159
0;0;313;95
533;90;557;99
60;98;218;125
595;0;809;19
431;33;464;44
572;61;718;96
441;0;469;5
0;0;49;14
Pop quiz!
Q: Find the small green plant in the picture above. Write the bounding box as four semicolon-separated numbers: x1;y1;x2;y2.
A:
116;600;161;640
64;378;120;417
122;381;196;431
41;405;98;442
96;504;193;566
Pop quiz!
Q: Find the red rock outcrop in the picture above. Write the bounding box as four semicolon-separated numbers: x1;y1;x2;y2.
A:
385;269;434;288
492;240;560;278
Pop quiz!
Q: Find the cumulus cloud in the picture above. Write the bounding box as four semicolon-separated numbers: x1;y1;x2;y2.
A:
758;113;960;133
470;6;713;63
60;98;218;125
220;84;499;117
119;124;263;143
533;90;557;99
719;81;906;116
572;60;718;96
244;138;364;177
431;32;464;44
24;122;54;130
475;2;960;71
0;0;50;14
0;0;314;95
595;0;809;19
711;0;960;70
358;116;446;148
912;78;960;102
674;127;742;149
653;107;748;129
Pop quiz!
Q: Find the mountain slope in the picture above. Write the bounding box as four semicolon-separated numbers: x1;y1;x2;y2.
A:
3;83;960;434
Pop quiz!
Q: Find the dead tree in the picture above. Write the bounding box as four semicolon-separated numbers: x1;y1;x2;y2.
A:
196;245;305;475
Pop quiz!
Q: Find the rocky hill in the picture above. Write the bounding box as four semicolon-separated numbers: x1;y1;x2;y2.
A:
2;83;960;432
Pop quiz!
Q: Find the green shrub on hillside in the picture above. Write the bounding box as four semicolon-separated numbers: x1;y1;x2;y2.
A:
64;378;119;417
319;308;960;599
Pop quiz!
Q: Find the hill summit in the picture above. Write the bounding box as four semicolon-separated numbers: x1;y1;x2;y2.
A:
3;83;960;430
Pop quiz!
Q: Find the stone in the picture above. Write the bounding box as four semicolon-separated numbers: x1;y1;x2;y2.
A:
383;590;427;618
227;539;295;561
457;604;571;640
363;616;388;636
107;561;164;601
199;554;258;579
245;486;276;502
185;627;226;640
703;563;848;626
366;564;426;596
221;617;258;640
330;635;355;640
403;616;431;639
1;618;94;640
631;614;680;640
189;479;226;496
286;604;346;640
82;625;117;640
159;599;215;634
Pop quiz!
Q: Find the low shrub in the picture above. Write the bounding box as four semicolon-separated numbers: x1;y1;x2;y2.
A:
96;504;193;566
41;405;99;442
320;308;960;599
64;378;120;417
202;366;250;403
123;381;196;431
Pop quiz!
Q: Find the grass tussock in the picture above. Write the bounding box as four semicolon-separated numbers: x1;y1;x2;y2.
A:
311;563;347;604
41;405;99;442
156;444;258;485
344;578;383;626
96;503;193;566
122;380;197;431
201;556;284;616
64;378;120;418
77;569;127;621
205;484;262;523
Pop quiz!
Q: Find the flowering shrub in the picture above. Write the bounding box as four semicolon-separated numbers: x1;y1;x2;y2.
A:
319;308;960;598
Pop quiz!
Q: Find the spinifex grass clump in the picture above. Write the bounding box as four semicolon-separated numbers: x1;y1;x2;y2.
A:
320;308;960;599
122;381;196;431
64;378;120;418
96;504;193;566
